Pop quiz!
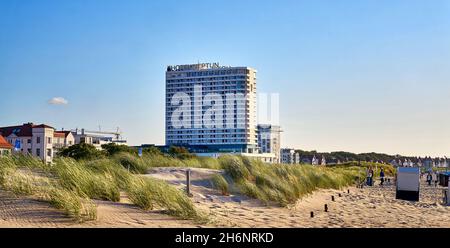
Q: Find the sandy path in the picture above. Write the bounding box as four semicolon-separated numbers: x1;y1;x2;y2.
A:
0;191;74;227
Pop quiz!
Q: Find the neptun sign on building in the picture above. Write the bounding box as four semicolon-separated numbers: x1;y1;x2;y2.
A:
167;62;226;71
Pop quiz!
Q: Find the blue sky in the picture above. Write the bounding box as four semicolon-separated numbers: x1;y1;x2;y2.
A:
1;0;449;156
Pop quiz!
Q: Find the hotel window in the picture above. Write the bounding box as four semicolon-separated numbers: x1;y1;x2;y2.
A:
36;137;40;144
47;149;52;157
27;139;31;144
48;137;52;144
36;148;40;157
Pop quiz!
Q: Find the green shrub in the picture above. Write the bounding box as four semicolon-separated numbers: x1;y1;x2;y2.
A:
59;143;105;160
102;143;137;156
113;152;148;173
168;146;195;159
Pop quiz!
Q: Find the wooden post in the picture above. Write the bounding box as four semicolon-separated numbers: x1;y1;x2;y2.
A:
310;211;314;218
324;204;328;212
338;193;342;197
186;169;192;197
331;195;335;201
347;189;350;194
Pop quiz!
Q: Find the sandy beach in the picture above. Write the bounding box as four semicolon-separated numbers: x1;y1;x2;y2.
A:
1;167;448;228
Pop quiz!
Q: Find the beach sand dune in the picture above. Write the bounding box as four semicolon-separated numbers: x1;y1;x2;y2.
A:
1;167;449;227
146;167;450;228
0;190;197;227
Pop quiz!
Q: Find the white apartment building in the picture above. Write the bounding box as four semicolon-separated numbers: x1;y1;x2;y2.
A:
0;123;55;163
165;63;258;153
257;124;281;163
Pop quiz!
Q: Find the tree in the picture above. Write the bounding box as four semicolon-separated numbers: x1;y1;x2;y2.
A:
101;143;137;156
143;146;163;156
60;143;104;160
168;146;195;159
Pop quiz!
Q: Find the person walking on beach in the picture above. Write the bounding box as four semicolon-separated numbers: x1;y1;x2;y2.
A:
426;172;432;186
380;168;385;186
367;167;374;186
432;172;438;187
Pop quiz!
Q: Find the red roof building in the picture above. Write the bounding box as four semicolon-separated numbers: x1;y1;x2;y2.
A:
0;123;56;162
0;134;13;150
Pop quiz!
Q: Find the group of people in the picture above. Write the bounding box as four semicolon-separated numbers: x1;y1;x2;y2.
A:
366;167;385;186
366;168;444;187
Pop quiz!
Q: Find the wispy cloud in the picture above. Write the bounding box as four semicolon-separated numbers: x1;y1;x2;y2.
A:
48;97;68;105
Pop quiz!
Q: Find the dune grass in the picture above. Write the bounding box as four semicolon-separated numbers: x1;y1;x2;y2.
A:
0;151;372;222
126;176;203;221
44;188;97;222
209;174;229;195
218;155;363;206
0;157;97;222
0;154;203;222
51;158;121;202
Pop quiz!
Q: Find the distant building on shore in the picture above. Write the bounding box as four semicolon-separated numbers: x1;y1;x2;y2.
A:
53;131;75;150
0;134;13;156
71;128;127;150
257;124;282;163
0;123;55;163
0;123;127;162
312;155;319;165
281;148;300;164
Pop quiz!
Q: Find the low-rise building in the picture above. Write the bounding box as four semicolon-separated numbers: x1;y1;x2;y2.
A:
312;155;319;165
0;123;55;163
72;128;127;150
281;148;300;164
257;124;282;163
0;134;13;156
320;155;327;165
53;131;75;149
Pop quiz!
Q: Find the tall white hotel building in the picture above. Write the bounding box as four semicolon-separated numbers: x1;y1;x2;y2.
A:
165;63;258;154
